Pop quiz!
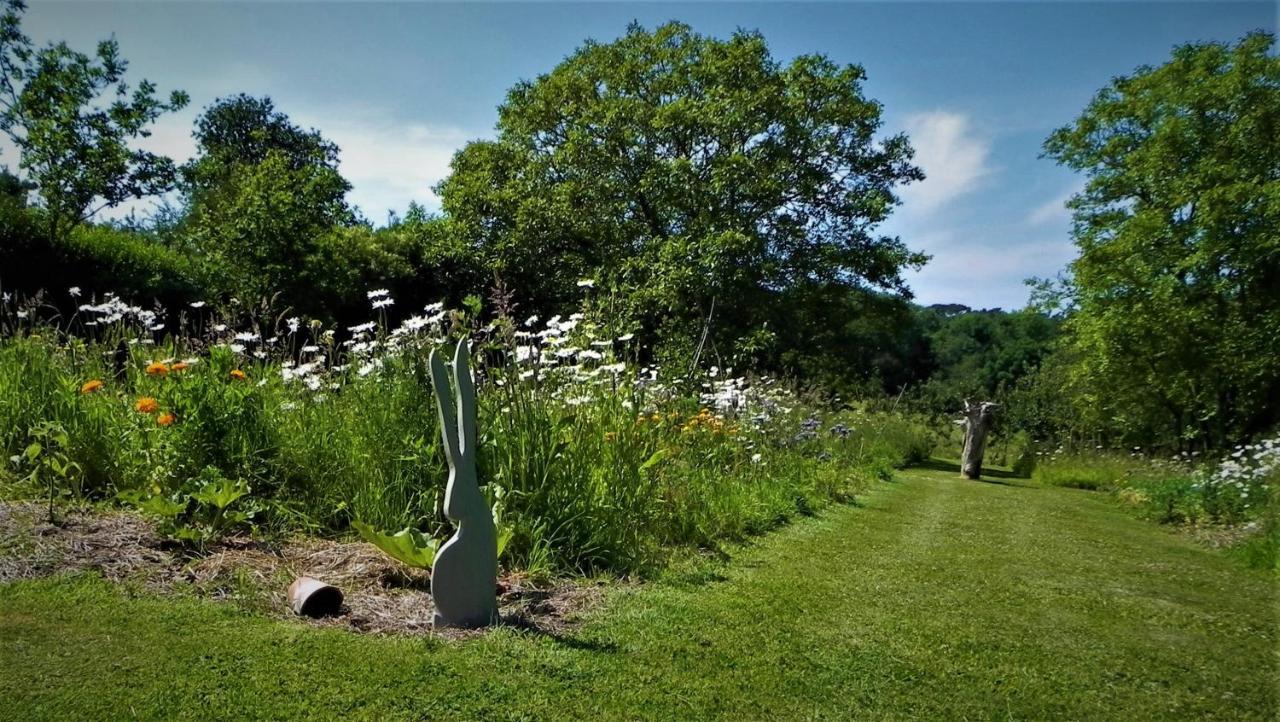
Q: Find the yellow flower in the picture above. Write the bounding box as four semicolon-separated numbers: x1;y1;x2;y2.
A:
135;397;159;414
79;379;104;394
605;431;618;442
229;369;247;381
145;361;169;376
156;412;176;427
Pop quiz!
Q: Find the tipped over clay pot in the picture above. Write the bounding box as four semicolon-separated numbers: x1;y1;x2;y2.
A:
288;576;343;617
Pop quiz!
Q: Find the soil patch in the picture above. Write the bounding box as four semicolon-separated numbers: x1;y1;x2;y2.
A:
0;501;605;638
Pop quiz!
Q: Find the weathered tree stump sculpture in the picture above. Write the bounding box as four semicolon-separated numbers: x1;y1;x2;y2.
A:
429;342;498;628
960;400;999;480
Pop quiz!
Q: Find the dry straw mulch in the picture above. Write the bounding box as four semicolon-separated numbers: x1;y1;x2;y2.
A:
0;501;604;638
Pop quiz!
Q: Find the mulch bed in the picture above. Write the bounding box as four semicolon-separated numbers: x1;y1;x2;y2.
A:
0;501;605;638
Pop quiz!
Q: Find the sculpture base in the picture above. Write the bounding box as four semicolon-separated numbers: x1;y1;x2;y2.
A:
433;610;498;629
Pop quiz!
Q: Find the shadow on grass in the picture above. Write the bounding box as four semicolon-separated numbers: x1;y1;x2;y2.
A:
912;458;1032;485
500;616;620;653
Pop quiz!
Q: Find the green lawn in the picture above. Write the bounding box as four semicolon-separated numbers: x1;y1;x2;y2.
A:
1;465;1275;720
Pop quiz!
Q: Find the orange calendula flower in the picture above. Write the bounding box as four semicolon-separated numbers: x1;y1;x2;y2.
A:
156;412;176;427
79;379;104;394
135;397;159;414
145;361;169;376
170;362;190;372
229;369;247;381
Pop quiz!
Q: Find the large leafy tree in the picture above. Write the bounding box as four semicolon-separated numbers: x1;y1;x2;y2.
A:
439;22;925;364
1043;31;1280;448
0;0;188;241
181;94;346;198
180;95;355;308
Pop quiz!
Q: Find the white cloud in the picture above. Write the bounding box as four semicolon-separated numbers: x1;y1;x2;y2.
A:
1027;187;1077;226
904;236;1076;309
897;110;992;216
296;113;483;219
1;100;485;224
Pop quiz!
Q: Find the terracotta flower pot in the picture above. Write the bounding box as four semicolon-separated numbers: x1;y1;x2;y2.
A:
287;576;343;617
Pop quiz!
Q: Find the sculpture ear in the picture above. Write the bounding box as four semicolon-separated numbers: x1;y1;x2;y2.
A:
429;348;460;465
453;342;476;459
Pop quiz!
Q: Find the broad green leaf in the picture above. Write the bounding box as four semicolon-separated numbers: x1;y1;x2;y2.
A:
125;493;187;519
352;520;439;569
192;478;250;510
496;524;514;560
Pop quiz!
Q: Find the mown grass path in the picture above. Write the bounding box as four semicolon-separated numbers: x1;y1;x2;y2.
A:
1;465;1275;720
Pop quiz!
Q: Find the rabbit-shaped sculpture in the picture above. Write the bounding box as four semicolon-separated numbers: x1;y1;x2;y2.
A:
429;342;498;628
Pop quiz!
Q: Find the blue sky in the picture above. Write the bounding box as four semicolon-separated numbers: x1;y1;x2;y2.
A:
12;2;1276;308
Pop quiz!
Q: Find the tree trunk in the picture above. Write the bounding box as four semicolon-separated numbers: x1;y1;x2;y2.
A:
960;401;998;480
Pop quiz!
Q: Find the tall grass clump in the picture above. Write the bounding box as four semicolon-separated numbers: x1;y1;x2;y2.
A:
1034;439;1278;569
1032;450;1139;491
0;286;933;575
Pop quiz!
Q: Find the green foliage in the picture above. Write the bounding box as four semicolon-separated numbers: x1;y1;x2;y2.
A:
60;222;207;301
0;0;188;240
181;94;345;197
1042;31;1280;449
119;466;262;546
297;216;484;322
440;21;925;366
18;421;81;523
181;148;354;309
1033;452;1140;491
0;204;207;305
0;304;934;575
0;165;32;204
351;521;439;569
1035;441;1276;534
915;305;1057;406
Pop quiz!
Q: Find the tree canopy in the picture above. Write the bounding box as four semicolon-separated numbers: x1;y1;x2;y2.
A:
439;21;926;363
178;95;356;308
1043;31;1280;447
0;0;188;240
181;94;347;199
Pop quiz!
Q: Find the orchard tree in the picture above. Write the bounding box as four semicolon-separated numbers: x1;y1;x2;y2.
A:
439;22;925;364
0;0;188;241
1043;31;1280;448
